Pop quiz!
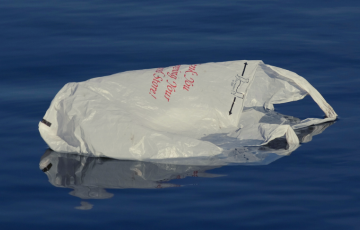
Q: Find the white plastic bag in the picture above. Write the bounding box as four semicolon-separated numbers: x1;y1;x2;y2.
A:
39;60;337;160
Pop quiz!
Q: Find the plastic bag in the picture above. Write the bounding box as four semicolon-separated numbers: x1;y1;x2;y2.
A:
39;60;337;160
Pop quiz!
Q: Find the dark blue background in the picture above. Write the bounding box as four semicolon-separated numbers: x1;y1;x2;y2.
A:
1;0;359;229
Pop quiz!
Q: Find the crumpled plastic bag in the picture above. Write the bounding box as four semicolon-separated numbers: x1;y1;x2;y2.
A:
39;60;337;160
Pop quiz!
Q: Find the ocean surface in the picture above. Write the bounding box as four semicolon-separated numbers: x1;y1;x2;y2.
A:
1;0;360;229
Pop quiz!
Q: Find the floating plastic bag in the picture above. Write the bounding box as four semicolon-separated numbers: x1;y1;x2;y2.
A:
39;60;337;160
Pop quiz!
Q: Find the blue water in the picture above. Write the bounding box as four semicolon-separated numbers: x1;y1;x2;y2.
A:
1;0;360;229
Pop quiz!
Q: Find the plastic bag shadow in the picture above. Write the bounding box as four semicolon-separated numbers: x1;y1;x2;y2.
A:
39;121;334;210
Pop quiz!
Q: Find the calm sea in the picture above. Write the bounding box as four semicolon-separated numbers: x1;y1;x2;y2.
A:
1;0;360;229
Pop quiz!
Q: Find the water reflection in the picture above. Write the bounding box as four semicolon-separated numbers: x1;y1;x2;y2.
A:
39;122;334;209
